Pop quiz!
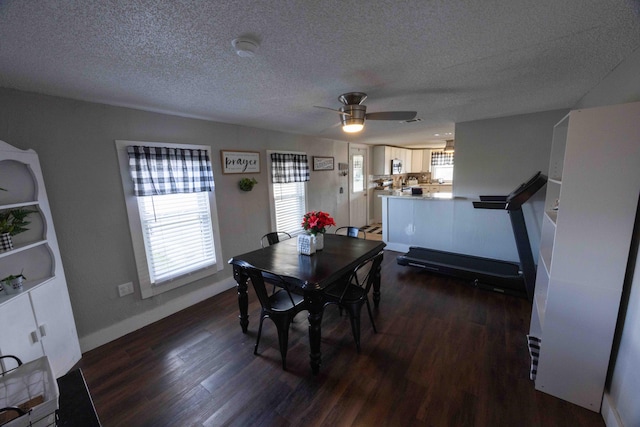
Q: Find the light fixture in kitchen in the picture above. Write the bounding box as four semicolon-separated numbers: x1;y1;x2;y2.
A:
443;139;455;153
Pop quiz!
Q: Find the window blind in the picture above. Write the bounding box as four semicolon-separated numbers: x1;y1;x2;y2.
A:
137;192;216;284
273;181;306;235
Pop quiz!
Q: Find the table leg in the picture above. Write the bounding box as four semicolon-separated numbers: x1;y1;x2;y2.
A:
233;264;249;333
306;291;324;375
372;253;383;308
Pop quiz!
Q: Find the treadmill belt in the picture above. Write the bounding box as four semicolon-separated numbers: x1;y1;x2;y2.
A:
397;246;527;298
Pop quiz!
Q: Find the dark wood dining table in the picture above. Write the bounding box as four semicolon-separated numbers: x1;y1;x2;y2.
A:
228;234;386;374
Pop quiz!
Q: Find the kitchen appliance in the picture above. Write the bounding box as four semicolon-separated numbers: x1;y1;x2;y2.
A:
391;159;402;174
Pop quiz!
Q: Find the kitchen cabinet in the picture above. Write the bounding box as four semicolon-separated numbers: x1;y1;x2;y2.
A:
373;145;412;175
422;149;432;172
0;140;81;377
529;102;640;411
410;150;423;173
372;189;392;223
372;146;391;175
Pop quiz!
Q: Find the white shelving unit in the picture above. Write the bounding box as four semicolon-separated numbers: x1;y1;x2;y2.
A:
529;102;640;411
0;140;81;377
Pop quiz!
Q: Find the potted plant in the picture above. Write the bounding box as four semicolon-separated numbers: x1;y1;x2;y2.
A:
1;271;26;295
301;211;336;250
239;177;257;191
0;207;37;252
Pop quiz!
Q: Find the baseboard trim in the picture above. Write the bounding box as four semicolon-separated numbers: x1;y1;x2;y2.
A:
79;276;237;352
601;392;623;427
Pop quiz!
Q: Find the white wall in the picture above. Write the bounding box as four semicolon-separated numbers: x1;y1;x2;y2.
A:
454;110;568;261
0;87;349;350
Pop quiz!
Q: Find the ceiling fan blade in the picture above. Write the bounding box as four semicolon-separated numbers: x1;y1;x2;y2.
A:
313;106;352;116
365;111;417;121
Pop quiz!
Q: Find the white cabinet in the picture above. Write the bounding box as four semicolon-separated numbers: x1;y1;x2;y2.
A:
530;102;640;411
422;149;432;173
373;145;411;175
0;292;45;365
0;140;81;377
372;146;391;175
372;189;392;223
401;148;411;173
410;150;423;173
408;149;432;173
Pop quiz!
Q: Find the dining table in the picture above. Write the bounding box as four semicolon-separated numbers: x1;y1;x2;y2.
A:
228;233;386;374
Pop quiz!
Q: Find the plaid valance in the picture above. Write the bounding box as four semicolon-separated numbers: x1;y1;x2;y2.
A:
127;145;214;196
271;153;310;183
431;151;454;166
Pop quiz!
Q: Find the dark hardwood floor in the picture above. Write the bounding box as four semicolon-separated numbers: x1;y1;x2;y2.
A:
78;251;605;426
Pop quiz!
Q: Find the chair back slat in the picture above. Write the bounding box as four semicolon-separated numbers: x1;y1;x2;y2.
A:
235;260;298;309
261;231;292;248
335;226;366;239
336;250;383;302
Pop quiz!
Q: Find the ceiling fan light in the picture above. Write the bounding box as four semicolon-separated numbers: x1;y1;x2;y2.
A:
343;123;364;133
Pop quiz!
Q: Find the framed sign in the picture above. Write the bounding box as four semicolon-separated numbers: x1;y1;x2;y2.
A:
221;150;260;174
313;156;334;171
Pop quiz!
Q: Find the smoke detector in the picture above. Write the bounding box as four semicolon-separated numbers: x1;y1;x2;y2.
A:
232;38;259;58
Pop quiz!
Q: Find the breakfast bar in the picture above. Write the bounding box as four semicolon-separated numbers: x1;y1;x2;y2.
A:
379;192;531;264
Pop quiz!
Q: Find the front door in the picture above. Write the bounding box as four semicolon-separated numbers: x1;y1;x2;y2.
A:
349;144;368;227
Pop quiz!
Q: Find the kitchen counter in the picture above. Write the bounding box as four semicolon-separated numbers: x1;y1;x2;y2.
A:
379;192;523;263
383;191;460;200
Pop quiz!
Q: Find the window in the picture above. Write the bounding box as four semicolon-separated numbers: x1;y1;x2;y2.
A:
273;181;307;234
268;151;309;236
116;140;223;298
352;154;364;192
431;151;454;182
137;192;215;283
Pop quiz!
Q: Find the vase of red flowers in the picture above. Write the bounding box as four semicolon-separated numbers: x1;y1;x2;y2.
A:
301;211;335;250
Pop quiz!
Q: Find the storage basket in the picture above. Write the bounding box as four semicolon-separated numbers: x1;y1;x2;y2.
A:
0;357;58;427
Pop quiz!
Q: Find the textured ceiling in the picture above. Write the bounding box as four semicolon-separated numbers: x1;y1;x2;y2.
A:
1;0;639;148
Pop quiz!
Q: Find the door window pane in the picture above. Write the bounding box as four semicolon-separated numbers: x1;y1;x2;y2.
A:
352;154;364;192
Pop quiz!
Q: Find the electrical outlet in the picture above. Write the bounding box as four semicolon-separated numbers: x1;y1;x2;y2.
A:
118;282;134;297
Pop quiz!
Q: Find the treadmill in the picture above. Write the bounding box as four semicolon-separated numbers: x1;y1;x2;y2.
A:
397;171;547;301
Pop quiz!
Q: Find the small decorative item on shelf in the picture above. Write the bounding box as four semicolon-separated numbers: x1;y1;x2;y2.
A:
0;207;37;252
1;271;26;295
238;177;257;191
301;211;336;251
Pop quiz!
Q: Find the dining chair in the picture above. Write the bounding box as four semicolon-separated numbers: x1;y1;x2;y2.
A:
323;250;384;353
335;226;366;239
260;231;292;248
235;260;307;370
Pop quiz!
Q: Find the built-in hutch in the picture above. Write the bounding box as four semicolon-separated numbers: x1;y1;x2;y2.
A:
0;140;81;377
529;102;640;411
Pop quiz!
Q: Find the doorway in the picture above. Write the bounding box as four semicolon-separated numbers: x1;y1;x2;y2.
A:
349;144;368;228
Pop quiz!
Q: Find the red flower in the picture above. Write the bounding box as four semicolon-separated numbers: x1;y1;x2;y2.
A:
302;211;336;234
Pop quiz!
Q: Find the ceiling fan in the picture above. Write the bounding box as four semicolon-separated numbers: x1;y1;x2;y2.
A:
315;92;417;133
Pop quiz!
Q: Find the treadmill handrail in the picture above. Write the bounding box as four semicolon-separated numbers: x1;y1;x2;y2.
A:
473;171;547;211
479;195;508;202
473;201;507;209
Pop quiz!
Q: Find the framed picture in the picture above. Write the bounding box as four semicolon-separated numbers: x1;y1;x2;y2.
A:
221;150;260;174
313;156;334;171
